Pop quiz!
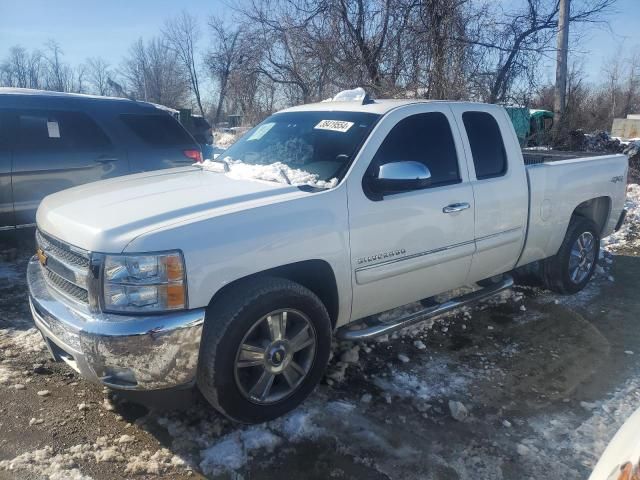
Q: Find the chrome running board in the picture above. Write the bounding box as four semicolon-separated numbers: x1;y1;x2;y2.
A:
336;275;514;341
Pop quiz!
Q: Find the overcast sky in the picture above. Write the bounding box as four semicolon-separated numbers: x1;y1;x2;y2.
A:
0;0;638;85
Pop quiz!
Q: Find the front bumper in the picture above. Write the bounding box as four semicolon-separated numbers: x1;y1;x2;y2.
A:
27;257;205;390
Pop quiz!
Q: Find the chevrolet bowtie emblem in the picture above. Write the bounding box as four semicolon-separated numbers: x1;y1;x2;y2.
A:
36;248;48;267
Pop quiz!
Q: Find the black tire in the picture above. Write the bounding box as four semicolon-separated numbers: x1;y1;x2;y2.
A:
197;276;332;424
541;216;600;294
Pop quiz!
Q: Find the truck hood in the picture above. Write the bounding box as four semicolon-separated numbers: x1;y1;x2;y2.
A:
37;167;307;252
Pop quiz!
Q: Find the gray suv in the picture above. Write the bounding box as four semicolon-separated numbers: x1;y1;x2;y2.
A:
0;88;202;230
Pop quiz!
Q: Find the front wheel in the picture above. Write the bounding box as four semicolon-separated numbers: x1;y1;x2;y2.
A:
542;217;600;294
197;277;332;423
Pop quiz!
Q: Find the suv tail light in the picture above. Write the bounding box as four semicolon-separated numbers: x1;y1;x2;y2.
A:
184;149;203;163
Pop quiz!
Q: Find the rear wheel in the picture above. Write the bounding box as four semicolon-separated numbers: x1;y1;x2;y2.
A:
197;277;332;423
542;217;600;294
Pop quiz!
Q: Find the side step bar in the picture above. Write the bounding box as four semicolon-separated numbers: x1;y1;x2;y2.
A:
336;275;514;341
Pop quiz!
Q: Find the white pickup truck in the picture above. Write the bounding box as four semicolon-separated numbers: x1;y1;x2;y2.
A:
27;91;628;423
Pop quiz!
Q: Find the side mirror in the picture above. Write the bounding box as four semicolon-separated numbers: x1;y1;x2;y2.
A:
370;161;432;194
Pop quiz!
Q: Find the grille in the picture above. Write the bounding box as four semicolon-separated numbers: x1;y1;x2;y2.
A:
37;230;90;305
44;268;89;303
36;231;89;268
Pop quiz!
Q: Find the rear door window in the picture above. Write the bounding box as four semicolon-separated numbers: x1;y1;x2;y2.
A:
0;110;14;150
120;114;194;146
17;110;111;151
372;112;461;187
462;111;508;179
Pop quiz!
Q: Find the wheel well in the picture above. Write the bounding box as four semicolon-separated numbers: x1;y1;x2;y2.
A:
572;196;611;234
208;260;340;329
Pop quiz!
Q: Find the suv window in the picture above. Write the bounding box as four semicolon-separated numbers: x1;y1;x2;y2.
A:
0;111;12;149
372;112;460;188
17;110;111;151
462;111;507;179
120;114;193;146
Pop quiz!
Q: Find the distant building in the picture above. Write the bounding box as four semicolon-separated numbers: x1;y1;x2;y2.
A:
612;114;640;140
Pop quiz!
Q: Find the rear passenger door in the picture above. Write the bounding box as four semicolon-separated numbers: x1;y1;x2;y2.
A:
117;113;200;171
0;110;14;229
11;109;128;226
449;105;528;282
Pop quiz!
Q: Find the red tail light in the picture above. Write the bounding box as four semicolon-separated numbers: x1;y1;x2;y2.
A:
184;149;203;163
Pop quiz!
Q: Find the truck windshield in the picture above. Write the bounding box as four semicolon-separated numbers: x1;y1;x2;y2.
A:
206;111;379;188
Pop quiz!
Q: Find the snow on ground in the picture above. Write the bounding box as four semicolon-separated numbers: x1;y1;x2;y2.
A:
0;434;190;479
528;377;640;471
214;132;238;149
0;327;46;357
153;401;329;476
602;183;640;252
197;159;338;189
372;358;472;403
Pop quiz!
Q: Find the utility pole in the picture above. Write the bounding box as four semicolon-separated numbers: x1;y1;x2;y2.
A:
553;0;570;139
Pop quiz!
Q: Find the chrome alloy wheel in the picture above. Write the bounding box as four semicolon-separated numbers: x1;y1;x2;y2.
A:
569;231;596;284
233;309;317;404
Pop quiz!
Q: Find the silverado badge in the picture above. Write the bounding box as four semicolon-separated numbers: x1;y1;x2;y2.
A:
36;248;48;267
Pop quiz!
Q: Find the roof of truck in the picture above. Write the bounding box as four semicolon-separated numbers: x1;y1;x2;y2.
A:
279;99;504;115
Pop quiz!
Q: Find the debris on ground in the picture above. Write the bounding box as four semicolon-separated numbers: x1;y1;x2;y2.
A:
448;400;470;422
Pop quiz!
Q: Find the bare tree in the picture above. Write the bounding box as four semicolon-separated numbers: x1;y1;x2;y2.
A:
85;57;111;96
121;37;190;107
1;45;44;89
331;0;392;93
460;0;615;103
163;11;205;115
43;40;74;92
207;17;248;124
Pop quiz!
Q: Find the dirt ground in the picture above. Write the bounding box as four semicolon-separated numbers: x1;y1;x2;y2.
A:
0;230;639;480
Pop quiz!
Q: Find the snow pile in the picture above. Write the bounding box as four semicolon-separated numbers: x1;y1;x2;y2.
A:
214;132;238;149
0;363;21;386
278;409;324;441
154;400;351;477
0;327;46;358
196;159;338;189
0;434;190;479
373;359;470;402
125;449;188;475
0;446;92;480
199;428;281;476
602;183;640;252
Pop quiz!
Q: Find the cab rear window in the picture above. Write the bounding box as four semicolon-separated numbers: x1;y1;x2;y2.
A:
462;111;508;180
120;114;193;146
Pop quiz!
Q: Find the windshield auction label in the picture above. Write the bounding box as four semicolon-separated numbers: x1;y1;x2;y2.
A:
247;122;275;141
314;120;354;133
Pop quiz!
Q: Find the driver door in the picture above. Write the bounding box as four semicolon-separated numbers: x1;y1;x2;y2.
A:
347;105;475;320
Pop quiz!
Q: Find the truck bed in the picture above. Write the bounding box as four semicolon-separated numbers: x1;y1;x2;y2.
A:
516;151;628;269
522;149;612;166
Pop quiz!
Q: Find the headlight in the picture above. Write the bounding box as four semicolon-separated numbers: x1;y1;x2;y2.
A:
102;251;186;313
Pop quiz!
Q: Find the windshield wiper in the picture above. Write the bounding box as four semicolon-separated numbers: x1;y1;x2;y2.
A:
278;166;292;185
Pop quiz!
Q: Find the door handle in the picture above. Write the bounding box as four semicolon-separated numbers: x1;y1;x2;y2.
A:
443;202;470;213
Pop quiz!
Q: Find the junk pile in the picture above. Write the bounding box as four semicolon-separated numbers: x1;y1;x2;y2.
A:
563;130;625;153
559;130;640;182
625;140;640;183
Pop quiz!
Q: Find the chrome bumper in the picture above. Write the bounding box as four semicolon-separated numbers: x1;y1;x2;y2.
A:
27;257;205;390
